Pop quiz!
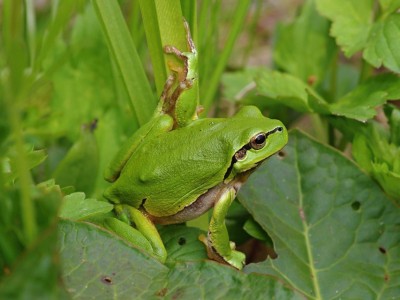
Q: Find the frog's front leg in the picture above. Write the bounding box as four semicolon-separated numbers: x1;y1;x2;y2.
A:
201;187;246;270
163;19;196;81
114;204;167;263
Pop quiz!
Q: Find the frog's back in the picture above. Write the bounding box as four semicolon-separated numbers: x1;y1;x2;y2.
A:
105;119;235;217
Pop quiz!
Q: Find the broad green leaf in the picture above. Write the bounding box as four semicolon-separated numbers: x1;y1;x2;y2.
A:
315;0;374;56
60;192;113;221
256;71;400;122
240;130;400;299
255;70;329;113
59;220;303;298
52;121;99;196
330;73;400;121
274;0;336;84
152;262;302;299
363;14;400;74
59;220;167;298
379;0;400;16
159;224;207;264
221;69;260;101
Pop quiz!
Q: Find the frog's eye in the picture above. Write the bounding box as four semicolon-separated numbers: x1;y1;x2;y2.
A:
250;133;266;150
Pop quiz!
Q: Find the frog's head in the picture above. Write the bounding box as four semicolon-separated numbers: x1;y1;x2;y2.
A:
228;106;288;176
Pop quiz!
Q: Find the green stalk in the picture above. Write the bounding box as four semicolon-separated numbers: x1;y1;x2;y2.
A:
202;0;251;110
5;93;37;245
198;0;220;105
138;0;165;95
241;0;263;66
139;0;190;96
359;57;373;83
93;0;155;125
24;0;36;68
328;52;338;102
181;0;197;32
2;0;37;245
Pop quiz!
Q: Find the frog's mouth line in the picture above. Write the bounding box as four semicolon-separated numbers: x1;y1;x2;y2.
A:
224;151;279;181
224;126;285;180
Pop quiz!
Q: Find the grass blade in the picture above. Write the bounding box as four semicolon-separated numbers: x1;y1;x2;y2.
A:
93;0;156;125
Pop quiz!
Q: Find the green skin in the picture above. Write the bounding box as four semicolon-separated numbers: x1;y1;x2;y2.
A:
103;21;288;269
104;106;288;269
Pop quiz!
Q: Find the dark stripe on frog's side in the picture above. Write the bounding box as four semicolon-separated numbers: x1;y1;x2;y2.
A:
223;126;284;180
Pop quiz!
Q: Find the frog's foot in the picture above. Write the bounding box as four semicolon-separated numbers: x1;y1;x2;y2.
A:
199;234;246;270
163;19;197;80
170;79;193;104
164;45;187;61
226;250;246;270
163;19;196;58
196;105;205;116
182;18;196;53
160;74;176;103
164;45;190;84
159;75;193;119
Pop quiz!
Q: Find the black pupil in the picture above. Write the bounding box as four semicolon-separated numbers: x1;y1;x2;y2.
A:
255;134;265;144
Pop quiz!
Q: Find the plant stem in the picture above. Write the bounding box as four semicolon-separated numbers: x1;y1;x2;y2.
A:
140;0;188;96
2;0;38;245
202;0;251;110
10;101;37;245
94;0;155;125
25;0;36;68
359;58;373;83
241;0;263;66
328;51;338;103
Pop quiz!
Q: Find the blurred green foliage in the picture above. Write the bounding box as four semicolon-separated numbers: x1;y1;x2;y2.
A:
1;0;399;298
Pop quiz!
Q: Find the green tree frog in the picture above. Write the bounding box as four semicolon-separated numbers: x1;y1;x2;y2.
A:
103;21;288;270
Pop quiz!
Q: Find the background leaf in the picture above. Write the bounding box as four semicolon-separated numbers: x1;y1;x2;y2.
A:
240;130;400;299
59;220;167;298
315;0;374;56
60;192;113;221
255;70;329;113
363;14;400;74
159;224;207;265
52;121;99;196
274;0;336;85
379;0;400;15
330;73;400;121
